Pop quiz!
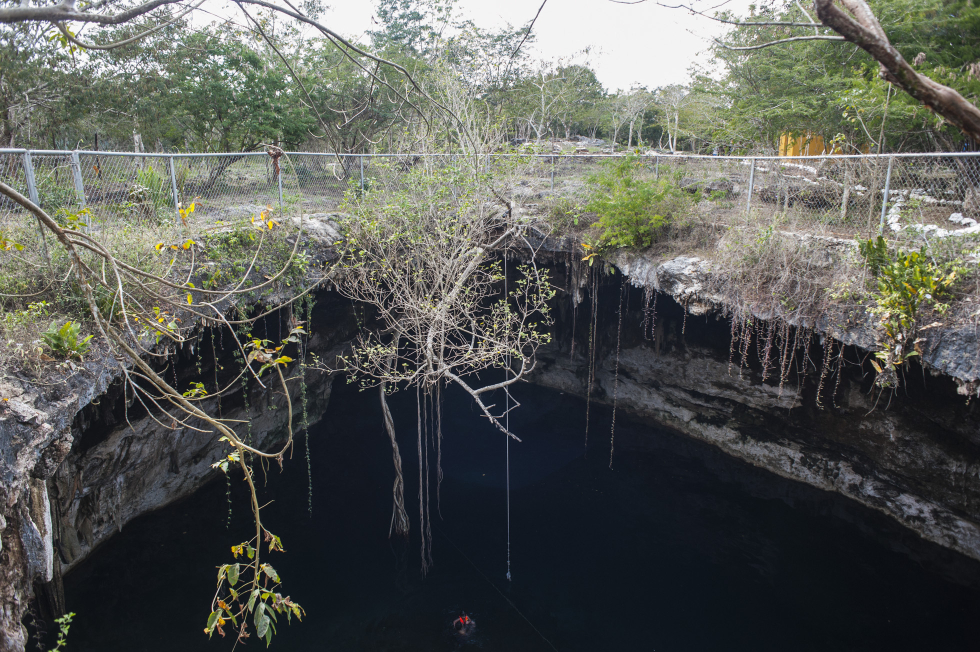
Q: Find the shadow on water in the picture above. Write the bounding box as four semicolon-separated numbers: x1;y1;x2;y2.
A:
64;379;980;651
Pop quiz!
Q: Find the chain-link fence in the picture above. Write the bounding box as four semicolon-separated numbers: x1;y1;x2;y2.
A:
545;151;980;243
2;148;979;241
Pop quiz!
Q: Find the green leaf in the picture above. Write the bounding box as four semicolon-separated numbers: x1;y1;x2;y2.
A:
247;589;260;613
227;563;240;586
262;564;280;583
255;603;270;639
206;610;219;638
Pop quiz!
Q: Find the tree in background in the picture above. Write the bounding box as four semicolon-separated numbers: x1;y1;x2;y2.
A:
369;0;455;56
172;25;313;153
0;21;76;148
684;0;980;153
513;54;598;142
603;86;653;151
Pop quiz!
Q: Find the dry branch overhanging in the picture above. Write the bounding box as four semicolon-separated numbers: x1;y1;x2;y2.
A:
812;0;980;143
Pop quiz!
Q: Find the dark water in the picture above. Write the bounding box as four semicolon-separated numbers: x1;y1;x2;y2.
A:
65;380;980;651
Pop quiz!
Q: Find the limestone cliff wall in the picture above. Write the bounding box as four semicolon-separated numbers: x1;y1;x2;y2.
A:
3;223;980;651
0;287;355;652
536;252;980;561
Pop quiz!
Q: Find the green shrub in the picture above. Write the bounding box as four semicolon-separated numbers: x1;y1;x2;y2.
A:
586;155;691;249
42;320;93;360
35;173;79;213
859;236;961;386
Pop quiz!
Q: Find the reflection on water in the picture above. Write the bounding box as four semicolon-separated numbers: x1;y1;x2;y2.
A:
65;380;980;651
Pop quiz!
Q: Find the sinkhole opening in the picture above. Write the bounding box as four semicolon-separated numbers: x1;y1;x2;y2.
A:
64;378;980;651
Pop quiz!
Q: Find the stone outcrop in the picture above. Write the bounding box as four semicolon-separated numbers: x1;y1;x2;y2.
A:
610;249;980;386
1;359;119;652
536;252;980;561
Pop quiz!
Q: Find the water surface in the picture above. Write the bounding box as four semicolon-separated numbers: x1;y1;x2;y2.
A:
65;380;980;651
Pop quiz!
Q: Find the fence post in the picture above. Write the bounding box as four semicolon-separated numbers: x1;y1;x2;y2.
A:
551;154;555;194
359;155;365;194
70;151;86;208
655;155;659;179
22;151;39;206
277;158;284;211
168;155;181;224
878;156;895;234
22;151;51;266
70;151;90;232
746;158;756;214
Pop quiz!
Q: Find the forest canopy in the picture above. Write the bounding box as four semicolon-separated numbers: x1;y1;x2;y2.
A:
2;0;979;154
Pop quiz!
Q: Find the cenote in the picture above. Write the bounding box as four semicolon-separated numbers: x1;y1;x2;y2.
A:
64;378;980;651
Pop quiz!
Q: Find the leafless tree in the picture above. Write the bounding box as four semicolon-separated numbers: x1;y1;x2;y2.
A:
328;148;556;569
0;2;560;649
622;86;652;150
654;84;687;153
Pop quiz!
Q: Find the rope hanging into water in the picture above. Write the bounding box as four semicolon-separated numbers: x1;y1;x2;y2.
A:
505;253;512;583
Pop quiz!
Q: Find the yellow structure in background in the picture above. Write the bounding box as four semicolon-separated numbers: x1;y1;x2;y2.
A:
777;132;870;156
778;132;830;157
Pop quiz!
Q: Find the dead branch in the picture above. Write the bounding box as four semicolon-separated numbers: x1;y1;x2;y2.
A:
712;34;845;51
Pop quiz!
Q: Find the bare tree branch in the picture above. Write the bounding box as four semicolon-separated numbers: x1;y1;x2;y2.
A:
654;1;828;27
54;0;205;50
0;0;187;25
814;0;980;143
510;0;548;60
712;33;844;51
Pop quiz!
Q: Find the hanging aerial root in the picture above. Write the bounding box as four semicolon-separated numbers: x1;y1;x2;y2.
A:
816;337;838;410
778;321;793;394
641;287;653;339
380;385;410;538
609;277;626;470
584;264;599;450
436;382;443;519
832;343;846;410
728;311;741;377
758;320;775;383
300;296;314;515
417;387;433;574
738;315;752;378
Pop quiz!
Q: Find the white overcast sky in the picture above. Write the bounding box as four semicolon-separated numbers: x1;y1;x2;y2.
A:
319;0;758;91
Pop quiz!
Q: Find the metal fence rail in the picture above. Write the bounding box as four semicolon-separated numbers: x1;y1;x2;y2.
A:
2;148;979;241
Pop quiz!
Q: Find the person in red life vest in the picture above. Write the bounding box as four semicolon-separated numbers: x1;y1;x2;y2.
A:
453;613;476;636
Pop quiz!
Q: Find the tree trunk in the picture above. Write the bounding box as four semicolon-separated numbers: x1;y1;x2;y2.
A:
814;0;980;143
